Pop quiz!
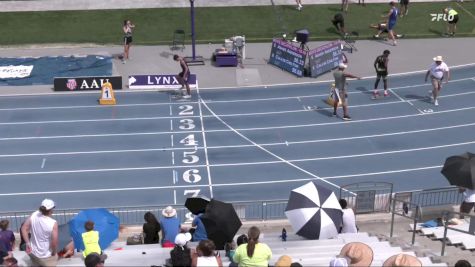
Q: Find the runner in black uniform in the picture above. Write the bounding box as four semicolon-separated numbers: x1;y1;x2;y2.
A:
174;54;191;98
372;50;390;99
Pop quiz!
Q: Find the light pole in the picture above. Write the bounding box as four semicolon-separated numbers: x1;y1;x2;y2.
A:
184;0;204;65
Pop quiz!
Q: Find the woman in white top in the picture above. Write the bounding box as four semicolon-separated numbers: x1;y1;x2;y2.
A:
339;199;357;233
192;239;223;267
21;199;59;267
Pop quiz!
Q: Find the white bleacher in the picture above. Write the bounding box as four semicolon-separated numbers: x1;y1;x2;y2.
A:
409;218;475;251
11;232;446;266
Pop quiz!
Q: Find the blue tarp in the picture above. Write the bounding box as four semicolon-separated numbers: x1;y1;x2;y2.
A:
0;55;112;86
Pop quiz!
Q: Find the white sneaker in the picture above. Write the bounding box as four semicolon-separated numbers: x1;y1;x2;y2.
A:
183;94;191;99
434;99;439;106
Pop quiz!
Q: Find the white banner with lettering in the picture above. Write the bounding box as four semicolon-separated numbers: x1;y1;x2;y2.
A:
0;65;34;79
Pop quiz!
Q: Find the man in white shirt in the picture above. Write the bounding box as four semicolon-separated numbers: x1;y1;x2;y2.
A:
424;56;450;106
459;187;475;219
339;199;357;233
21;199;59;267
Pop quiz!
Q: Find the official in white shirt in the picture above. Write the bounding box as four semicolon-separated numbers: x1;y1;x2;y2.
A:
424;56;450;106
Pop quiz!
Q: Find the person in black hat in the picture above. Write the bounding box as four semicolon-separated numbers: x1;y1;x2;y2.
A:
372;50;391;99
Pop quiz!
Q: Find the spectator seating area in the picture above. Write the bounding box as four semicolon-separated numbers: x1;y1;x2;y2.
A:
409;218;475;250
12;231;447;266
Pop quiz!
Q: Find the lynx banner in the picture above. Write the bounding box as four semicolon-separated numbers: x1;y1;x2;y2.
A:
128;74;198;89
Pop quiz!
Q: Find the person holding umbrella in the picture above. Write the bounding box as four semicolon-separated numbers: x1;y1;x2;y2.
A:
233;226;272;267
459;187;475;218
191;213;208;242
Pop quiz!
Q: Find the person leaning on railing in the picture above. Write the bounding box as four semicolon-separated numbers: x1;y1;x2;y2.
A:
458;187;475;219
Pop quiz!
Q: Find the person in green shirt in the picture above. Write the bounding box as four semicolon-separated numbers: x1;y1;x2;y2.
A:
443;7;459;36
82;221;101;258
233;227;271;267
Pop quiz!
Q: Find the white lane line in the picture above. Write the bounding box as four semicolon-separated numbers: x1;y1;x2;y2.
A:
172;170;177;184
197;92;214;198
0;164;443;197
0;183;210;197
170;120;174;131
171;151;175;165
0;77;473;113
389;88;424;114
2;120;475;158
173;190;177;204
171;134;174;147
169;105;173;116
200;100;353;195
0;63;473;97
2;87;475;127
0;138;473;177
323;165;442;180
456;2;475;20
41;158;46;169
2;104;475;142
197;63;475;90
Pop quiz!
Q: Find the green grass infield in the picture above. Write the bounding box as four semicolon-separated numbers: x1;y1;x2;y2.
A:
0;1;474;45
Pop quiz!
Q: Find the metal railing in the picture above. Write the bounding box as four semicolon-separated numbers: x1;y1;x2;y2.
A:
390;186;464;245
340;182;393;214
390;198;422;245
393;186;462;208
441;211;475;256
0;199;290;232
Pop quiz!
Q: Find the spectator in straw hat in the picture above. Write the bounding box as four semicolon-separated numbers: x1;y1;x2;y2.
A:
332;63;362;121
275;255;292;267
338;242;373;267
383;253;422;267
424;55;450;106
21;199;59;267
161;206;182;248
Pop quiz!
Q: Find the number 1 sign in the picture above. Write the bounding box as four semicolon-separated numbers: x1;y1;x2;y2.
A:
99;82;117;105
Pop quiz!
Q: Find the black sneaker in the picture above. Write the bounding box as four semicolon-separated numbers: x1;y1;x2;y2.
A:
342;116;352;121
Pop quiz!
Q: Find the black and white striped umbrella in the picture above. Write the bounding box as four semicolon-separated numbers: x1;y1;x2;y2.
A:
285;182;343;239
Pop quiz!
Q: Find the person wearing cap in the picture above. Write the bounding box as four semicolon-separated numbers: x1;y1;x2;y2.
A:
372;50;391;99
170;233;192;267
443;7;459;37
332;63;362;121
21;199;59;267
84;252;107;267
338;242;373;267
383;253;422;267
424;56;450;106
160;206;182;247
382;1;399;46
